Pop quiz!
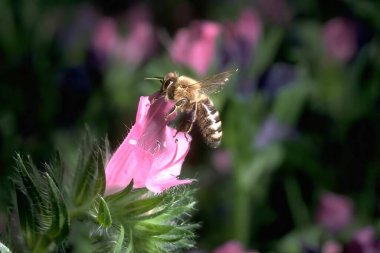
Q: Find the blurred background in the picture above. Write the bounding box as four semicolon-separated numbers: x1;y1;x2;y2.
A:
1;0;380;252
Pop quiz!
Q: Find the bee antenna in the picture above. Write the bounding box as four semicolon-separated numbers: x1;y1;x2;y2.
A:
145;77;163;82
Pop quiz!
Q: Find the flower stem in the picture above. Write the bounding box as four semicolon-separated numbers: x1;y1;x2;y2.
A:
232;163;252;247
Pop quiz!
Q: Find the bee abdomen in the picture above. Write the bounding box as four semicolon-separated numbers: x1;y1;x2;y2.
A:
197;99;222;148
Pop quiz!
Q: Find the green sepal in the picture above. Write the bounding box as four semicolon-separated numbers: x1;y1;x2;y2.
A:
108;193;166;222
15;188;38;249
119;195;165;218
44;151;64;189
97;138;108;196
14;154;49;232
134;222;173;236
0;242;12;253
113;225;125;253
125;228;133;253
105;180;134;204
44;173;69;240
97;195;112;229
72;131;106;207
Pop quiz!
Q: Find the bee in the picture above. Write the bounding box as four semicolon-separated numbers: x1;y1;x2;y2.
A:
147;69;237;148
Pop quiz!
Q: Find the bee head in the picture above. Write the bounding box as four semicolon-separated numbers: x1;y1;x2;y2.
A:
161;72;178;99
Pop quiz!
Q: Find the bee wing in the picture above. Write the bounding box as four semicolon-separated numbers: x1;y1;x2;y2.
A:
190;69;238;95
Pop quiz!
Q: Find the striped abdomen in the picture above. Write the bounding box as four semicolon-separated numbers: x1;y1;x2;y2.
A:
196;98;222;148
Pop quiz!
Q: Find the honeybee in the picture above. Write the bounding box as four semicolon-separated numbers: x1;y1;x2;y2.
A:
147;69;237;148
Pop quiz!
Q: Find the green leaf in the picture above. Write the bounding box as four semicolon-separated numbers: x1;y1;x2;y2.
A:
45;173;69;240
0;242;12;253
97;196;112;229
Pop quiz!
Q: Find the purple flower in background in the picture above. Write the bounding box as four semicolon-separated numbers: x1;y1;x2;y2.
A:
222;9;262;68
60;4;99;51
322;17;358;62
261;63;297;99
170;21;221;76
316;192;353;233
346;227;380;253
254;117;294;149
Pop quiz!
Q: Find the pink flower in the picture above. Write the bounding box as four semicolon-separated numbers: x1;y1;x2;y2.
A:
213;240;259;253
322;240;343;253
234;10;262;48
223;9;262;67
115;5;157;66
91;5;156;67
116;20;156;66
105;95;192;195
92;18;118;56
346;227;379;253
316;192;353;233
322;17;357;62
212;149;232;174
170;21;221;76
213;241;245;253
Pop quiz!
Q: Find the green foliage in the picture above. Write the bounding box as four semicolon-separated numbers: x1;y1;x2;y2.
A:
7;133;198;252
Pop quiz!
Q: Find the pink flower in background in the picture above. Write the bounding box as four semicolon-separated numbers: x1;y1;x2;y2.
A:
322;240;342;253
316;192;353;233
212;149;232;174
223;9;262;68
322;17;357;62
346;227;380;253
115;5;157;66
213;240;259;253
170;21;221;76
234;9;262;48
213;241;245;253
116;20;156;66
105;95;192;195
92;5;156;67
92;18;118;56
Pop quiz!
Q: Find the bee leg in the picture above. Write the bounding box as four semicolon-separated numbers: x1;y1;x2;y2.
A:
149;94;164;106
173;126;191;142
165;99;188;121
185;103;198;134
173;103;197;142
